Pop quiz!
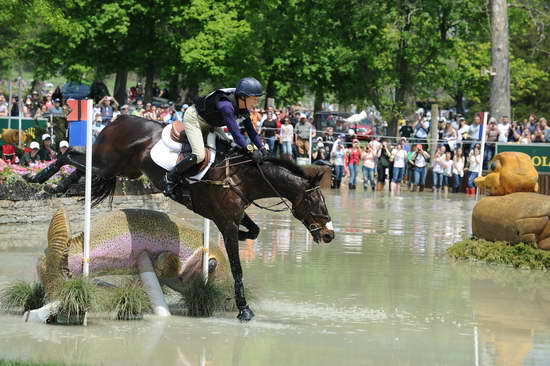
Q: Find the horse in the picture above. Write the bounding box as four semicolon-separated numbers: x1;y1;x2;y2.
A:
25;115;335;321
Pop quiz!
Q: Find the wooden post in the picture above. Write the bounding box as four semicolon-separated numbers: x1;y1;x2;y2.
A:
490;0;511;120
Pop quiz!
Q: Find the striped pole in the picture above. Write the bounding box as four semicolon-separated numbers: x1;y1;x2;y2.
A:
83;99;93;276
202;218;210;283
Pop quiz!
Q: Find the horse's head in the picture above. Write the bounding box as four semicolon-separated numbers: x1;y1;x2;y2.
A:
291;171;335;244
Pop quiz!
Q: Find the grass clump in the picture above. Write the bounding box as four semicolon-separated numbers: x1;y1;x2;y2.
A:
0;360;82;366
0;282;45;314
448;238;550;270
105;279;151;320
180;278;227;317
53;277;97;322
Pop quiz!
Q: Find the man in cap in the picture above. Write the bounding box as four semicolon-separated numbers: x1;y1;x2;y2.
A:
294;115;312;157
20;142;41;166
38;134;57;161
58;140;69;155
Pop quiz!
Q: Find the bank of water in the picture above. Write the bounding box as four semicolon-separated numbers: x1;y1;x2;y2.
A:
1;191;550;365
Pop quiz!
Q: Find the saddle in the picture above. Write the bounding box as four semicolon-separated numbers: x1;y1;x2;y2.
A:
169;121;212;172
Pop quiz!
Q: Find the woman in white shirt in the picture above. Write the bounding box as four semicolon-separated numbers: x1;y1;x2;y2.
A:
361;145;376;191
451;148;465;193
442;151;453;193
431;148;445;192
466;143;482;194
390;142;407;194
280;118;294;160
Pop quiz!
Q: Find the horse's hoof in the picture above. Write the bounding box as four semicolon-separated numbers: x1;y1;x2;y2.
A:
237;306;255;322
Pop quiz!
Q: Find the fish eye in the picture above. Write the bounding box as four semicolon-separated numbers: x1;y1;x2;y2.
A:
490;162;497;171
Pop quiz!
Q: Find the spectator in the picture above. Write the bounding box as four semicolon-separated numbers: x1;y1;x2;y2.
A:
508;121;522;142
376;139;392;191
390;141;407;194
346;139;361;189
526;114;537;134
497;116;511;143
410;144;430;192
280;117;294;160
432;147;445;192
48;98;64;115
294;116;311;157
38;134;57;161
399;119;414;138
361;144;376;191
10;96;19;117
58;140;69;155
132;100;144;116
99;96;117;123
443;122;458;152
261;111;278;155
22;96;33;117
322;127;335;153
541;118;550;143
92;113;105;141
331;141;346;189
20;141;40;166
312;142;328;163
413;117;429;145
442;151;453;194
485;118;499;168
520;129;532;144
466;143;482;195
532;125;545;143
1;144;17;164
468;113;483;142
451;148;465;193
0;94;8;116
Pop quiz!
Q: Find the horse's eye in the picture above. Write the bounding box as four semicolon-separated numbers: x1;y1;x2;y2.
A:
490;162;497;171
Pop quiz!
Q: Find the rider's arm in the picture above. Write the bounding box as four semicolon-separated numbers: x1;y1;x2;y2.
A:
242;117;264;149
217;100;249;149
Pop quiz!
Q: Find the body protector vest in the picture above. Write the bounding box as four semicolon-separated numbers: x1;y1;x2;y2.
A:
195;88;249;127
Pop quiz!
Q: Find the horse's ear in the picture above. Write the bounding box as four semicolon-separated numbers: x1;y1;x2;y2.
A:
309;168;325;187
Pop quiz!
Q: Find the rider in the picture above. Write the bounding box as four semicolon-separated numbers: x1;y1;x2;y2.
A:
163;77;269;199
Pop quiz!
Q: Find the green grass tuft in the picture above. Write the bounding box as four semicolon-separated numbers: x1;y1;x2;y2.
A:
447;238;550;270
0;282;45;314
180;278;227;317
0;360;85;366
53;277;97;318
105;279;151;320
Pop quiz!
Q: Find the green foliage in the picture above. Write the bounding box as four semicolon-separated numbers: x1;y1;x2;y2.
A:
53;277;97;318
448;238;550;270
105;279;151;320
180;278;227;317
0;281;45;314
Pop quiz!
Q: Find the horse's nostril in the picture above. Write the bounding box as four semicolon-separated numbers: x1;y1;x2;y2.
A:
322;233;334;243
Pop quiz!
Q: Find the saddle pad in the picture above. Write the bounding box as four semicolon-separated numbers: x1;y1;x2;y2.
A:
151;125;216;182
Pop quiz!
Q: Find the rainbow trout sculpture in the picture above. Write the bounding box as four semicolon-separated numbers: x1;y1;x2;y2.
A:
38;208;229;297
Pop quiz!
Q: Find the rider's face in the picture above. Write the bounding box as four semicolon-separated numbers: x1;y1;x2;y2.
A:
244;96;259;109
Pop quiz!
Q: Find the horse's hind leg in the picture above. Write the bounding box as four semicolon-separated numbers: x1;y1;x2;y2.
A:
216;219;254;321
238;214;260;241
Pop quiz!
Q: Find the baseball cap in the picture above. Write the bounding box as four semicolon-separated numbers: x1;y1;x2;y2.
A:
30;141;40;149
54;98;61;103
59;140;69;148
121;105;128;110
352;139;359;143
182;104;189;109
317;142;324;148
42;133;51;141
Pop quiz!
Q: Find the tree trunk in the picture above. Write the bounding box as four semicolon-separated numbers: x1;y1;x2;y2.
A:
264;75;275;110
144;62;155;103
429;103;439;164
113;67;128;106
182;81;199;105
168;74;180;102
454;90;465;116
313;88;324;123
490;0;511;120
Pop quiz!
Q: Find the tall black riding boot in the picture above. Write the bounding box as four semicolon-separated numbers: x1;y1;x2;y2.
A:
24;160;62;183
163;154;197;200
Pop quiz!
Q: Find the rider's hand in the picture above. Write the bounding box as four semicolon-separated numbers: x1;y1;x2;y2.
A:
250;149;265;164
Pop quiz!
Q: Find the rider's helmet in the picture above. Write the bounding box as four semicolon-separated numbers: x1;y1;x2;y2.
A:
235;77;263;98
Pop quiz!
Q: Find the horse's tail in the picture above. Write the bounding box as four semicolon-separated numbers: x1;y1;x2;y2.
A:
91;176;117;207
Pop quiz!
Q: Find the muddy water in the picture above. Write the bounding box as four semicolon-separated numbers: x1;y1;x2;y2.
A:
1;191;550;365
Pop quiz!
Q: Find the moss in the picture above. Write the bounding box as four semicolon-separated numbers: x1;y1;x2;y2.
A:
447;238;550;270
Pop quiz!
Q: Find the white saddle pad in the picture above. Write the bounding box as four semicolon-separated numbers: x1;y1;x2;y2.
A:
151;125;216;183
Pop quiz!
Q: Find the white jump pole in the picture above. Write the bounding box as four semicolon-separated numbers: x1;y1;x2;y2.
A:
7;78;12;129
203;218;210;283
83;99;93;276
17;76;22;148
476;112;489;200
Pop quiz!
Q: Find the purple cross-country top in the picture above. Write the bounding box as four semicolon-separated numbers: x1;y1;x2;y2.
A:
217;100;263;149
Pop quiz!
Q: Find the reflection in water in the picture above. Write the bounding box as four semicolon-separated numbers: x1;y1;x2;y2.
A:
3;192;550;365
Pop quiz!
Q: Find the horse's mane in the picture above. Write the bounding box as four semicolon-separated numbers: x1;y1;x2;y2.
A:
111;114;166;127
263;157;309;180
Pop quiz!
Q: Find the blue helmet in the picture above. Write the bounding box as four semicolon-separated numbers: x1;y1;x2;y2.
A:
235;77;263;98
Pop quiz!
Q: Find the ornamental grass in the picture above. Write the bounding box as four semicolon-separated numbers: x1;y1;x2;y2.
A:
0;281;45;314
447;238;550;270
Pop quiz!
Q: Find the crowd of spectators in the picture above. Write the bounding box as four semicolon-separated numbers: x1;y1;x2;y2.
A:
1;81;549;195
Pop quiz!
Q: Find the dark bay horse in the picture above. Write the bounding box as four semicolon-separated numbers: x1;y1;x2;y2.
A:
26;115;335;321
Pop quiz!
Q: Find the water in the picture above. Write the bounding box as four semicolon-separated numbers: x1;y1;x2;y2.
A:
1;191;550;365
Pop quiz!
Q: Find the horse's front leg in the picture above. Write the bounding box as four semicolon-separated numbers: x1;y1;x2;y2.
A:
217;219;254;321
238;213;260;241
